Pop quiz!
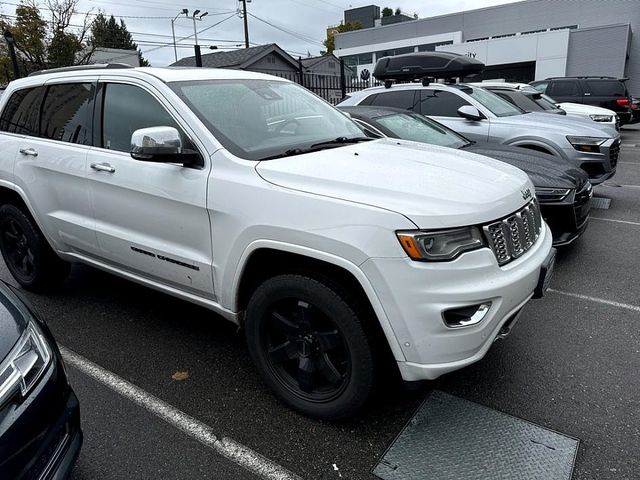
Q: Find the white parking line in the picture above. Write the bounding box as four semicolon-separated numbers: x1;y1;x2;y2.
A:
590;217;640;227
547;289;640;313
60;346;301;480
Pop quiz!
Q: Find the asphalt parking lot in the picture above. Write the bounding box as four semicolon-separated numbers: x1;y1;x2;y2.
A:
1;125;639;480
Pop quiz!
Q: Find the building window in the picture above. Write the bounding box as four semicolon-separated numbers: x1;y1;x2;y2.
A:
328;61;336;69
492;33;516;39
465;37;489;43
375;46;415;59
342;53;373;67
522;29;547;35
418;41;453;51
550;25;578;31
266;56;276;64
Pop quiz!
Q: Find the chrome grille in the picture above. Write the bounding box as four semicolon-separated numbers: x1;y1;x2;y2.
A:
483;199;542;265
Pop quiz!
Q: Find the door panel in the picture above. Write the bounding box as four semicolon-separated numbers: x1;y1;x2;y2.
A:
88;82;213;297
9;83;97;255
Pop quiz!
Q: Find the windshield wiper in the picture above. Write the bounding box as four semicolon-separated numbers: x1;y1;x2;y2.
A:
260;137;372;160
309;136;372;149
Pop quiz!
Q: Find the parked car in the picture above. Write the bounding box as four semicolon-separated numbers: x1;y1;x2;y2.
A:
341;105;592;246
630;96;640;124
471;81;620;132
0;64;555;419
0;281;82;478
339;78;620;185
529;76;633;125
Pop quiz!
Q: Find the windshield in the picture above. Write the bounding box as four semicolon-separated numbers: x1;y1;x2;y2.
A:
454;85;524;117
376;113;469;149
170;79;363;160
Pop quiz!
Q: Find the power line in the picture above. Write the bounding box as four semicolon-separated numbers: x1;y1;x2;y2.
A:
248;13;323;46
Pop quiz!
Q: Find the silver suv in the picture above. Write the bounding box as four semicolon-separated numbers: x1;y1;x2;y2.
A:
339;83;620;184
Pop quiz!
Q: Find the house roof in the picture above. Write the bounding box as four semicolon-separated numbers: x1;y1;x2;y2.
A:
300;54;353;74
171;43;299;70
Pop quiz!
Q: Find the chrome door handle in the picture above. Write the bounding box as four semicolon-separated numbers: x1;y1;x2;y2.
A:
90;162;116;173
19;147;38;157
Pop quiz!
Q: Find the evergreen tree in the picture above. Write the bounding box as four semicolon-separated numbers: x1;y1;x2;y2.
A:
90;14;149;66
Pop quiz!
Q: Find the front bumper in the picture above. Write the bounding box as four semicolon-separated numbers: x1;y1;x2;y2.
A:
361;223;553;381
562;137;619;185
539;182;592;246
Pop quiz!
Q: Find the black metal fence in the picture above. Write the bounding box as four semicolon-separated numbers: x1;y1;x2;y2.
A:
267;59;381;104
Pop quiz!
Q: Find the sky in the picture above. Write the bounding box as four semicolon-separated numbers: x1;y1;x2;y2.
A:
0;0;523;66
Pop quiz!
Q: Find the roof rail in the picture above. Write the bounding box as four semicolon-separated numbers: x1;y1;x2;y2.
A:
544;76;619;80
28;63;134;77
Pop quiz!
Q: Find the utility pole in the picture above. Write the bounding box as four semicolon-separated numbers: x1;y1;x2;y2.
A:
241;0;249;48
3;30;20;79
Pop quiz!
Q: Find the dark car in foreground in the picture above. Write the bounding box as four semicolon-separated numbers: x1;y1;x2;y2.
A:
342;105;592;246
0;281;81;479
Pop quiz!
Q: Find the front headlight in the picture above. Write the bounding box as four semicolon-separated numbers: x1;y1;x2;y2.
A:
589;114;613;123
566;136;607;153
397;227;485;261
535;187;571;202
0;322;52;407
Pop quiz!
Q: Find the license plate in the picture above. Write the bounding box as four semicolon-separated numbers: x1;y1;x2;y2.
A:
533;248;556;299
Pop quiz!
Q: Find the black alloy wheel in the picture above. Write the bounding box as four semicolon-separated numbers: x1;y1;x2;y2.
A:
245;274;375;420
0;204;69;291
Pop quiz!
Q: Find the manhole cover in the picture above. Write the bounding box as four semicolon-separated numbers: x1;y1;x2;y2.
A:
591;197;611;210
373;391;579;480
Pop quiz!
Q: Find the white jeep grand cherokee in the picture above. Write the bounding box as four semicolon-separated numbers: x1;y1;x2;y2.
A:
0;65;554;419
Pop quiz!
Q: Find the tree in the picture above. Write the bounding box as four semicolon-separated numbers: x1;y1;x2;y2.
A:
381;7;393;17
0;0;92;80
395;7;402;15
322;21;362;55
90;13;149;66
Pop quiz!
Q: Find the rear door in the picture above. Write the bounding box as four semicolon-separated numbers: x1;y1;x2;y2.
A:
87;79;214;298
418;90;490;142
10;81;99;256
583;79;628;112
548;80;584;104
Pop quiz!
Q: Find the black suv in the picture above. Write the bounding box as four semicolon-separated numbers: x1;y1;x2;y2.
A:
530;77;633;125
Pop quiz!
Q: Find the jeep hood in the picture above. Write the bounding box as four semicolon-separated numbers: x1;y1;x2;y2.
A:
255;138;533;229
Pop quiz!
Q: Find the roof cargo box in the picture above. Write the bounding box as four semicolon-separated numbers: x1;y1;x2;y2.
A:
373;52;485;82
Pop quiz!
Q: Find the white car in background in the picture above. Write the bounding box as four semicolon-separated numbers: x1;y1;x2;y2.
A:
477;81;619;131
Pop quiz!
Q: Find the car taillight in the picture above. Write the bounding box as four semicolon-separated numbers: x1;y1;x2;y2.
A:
616;98;630;107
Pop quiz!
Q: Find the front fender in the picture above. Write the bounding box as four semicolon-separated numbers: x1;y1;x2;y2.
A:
228;239;407;362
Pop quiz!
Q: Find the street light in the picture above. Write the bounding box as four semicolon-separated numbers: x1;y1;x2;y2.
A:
190;10;208;67
191;10;208;45
171;9;189;63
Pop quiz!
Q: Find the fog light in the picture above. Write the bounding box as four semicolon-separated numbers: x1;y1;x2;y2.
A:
443;302;492;328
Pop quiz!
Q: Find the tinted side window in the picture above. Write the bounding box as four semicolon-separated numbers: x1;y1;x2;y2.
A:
585;80;626;97
0;87;45;135
40;83;93;144
419;90;470;117
102;83;191;153
549;81;579;97
368;90;418;111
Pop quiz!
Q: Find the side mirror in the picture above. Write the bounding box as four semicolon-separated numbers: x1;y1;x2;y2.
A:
130;126;200;167
457;105;484;121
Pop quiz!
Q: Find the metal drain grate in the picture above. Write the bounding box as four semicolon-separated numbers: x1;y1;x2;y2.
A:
591;197;611;210
373;391;579;480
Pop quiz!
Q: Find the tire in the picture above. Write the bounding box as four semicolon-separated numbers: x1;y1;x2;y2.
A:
0;204;70;291
245;274;375;420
